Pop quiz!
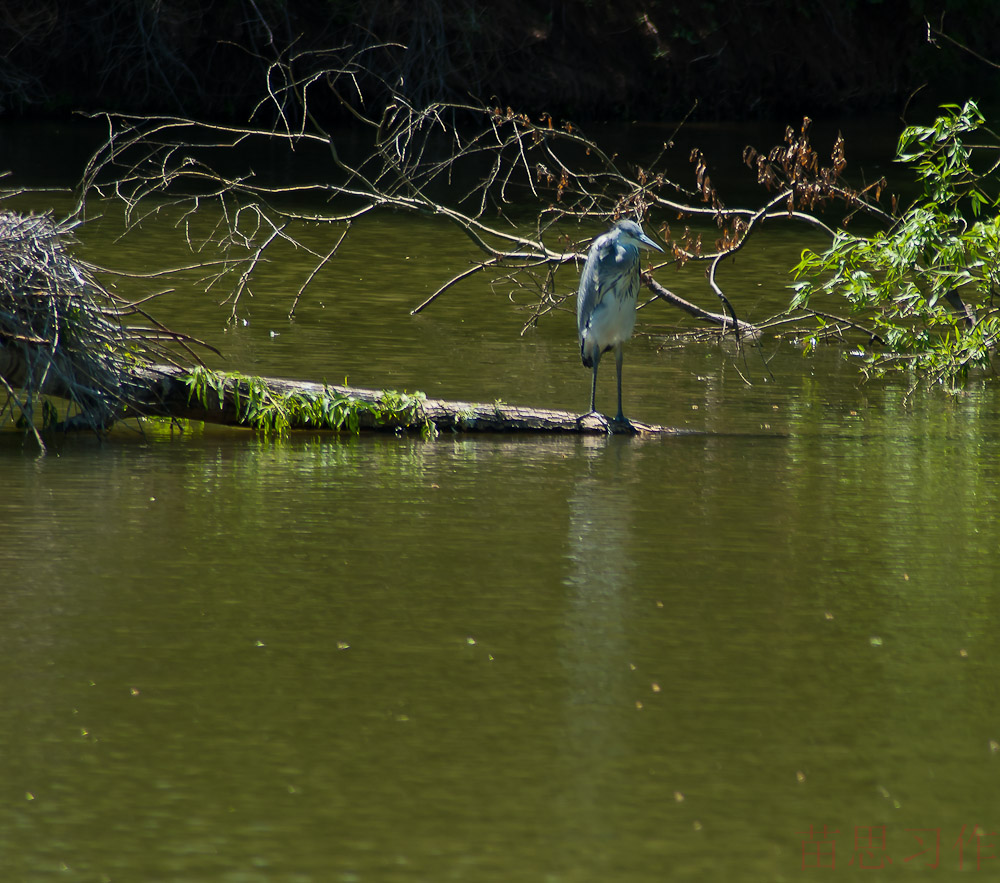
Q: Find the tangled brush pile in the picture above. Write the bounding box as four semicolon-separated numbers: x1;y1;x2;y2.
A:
0;209;202;442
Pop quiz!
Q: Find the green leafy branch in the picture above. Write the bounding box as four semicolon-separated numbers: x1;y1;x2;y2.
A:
791;100;1000;384
182;366;433;437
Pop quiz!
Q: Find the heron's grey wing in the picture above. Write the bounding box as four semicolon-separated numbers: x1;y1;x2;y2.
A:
576;238;616;335
576;252;600;335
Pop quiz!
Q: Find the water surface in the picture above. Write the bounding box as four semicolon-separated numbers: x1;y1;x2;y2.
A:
2;121;999;882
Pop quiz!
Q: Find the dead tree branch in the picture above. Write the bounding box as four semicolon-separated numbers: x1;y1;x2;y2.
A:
0;208;216;440
67;41;910;390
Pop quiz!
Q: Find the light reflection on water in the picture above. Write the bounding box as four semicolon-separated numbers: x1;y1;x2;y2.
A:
2;417;998;880
2;120;1000;881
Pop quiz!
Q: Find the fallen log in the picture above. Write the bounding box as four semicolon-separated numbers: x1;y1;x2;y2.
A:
0;209;692;441
122;365;694;437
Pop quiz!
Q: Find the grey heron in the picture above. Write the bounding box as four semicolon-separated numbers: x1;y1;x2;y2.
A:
577;219;664;423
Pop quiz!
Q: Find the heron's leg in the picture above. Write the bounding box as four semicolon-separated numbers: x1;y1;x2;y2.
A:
614;342;625;422
590;357;600;413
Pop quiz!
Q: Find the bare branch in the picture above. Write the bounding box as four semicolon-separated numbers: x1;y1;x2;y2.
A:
75;44;897;355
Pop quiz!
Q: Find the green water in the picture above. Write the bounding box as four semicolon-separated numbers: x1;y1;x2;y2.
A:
2;123;1000;882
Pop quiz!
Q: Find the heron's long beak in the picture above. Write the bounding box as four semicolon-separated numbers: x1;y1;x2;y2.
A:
639;233;664;253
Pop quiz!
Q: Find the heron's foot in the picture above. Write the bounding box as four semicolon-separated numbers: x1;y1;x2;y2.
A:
609;414;638;435
577;410;637;435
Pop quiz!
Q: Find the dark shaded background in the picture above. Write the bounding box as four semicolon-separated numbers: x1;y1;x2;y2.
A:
0;1;997;122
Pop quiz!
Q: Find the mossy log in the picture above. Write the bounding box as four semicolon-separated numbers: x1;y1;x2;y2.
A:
1;329;692;438
0;210;692;440
123;365;690;437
